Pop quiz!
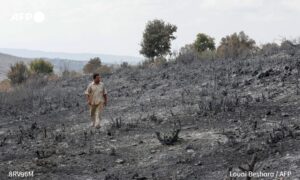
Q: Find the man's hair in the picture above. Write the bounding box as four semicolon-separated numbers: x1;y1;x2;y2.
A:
93;73;100;80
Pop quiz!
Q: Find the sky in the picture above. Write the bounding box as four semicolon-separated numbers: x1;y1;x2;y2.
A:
0;0;299;57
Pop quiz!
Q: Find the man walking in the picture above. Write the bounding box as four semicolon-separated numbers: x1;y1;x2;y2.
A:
84;73;108;129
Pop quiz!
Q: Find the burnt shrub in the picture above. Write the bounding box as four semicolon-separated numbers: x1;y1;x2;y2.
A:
7;61;29;84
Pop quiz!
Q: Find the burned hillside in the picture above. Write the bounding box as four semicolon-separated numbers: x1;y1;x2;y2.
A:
1;50;300;179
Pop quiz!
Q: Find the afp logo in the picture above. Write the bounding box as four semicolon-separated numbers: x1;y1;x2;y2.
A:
278;171;292;177
10;11;45;23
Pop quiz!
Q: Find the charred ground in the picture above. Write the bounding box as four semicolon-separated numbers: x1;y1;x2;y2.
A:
1;51;300;179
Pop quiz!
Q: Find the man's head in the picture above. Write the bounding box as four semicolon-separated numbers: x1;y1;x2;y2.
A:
93;73;101;84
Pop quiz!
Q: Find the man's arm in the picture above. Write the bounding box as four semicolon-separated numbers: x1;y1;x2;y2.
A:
84;84;92;105
86;94;91;105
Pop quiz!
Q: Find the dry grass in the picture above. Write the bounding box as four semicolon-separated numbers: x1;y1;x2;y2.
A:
0;79;12;92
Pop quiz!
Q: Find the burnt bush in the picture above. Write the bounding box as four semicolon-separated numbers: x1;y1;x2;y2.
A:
7;61;29;84
217;31;257;59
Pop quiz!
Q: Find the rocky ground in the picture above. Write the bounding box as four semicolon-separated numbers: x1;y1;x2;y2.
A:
1;51;300;180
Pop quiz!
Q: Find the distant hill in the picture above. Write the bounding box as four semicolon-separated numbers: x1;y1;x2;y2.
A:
0;48;142;65
44;58;87;73
0;48;141;81
0;53;86;81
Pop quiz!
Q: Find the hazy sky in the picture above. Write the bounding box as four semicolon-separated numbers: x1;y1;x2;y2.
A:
0;0;299;57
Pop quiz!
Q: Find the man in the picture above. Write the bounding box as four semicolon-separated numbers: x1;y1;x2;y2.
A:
84;73;108;129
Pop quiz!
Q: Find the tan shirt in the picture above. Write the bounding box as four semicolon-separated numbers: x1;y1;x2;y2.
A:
84;81;107;105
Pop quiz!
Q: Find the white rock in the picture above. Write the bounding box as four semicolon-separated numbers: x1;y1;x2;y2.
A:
115;158;125;164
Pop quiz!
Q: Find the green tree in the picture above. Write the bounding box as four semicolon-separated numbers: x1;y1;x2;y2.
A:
217;31;256;59
30;58;54;74
7;61;29;84
193;33;215;53
140;19;177;61
83;57;102;74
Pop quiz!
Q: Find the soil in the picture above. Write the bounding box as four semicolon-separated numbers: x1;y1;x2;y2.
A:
1;52;300;180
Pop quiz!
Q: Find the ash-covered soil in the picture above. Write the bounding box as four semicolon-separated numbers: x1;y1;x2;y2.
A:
1;52;300;180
